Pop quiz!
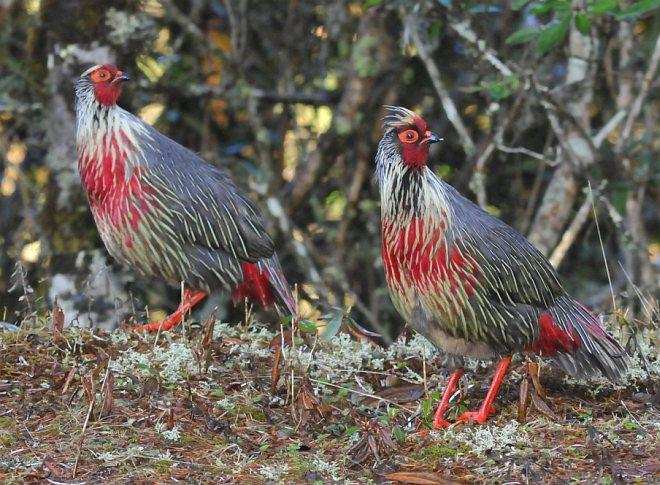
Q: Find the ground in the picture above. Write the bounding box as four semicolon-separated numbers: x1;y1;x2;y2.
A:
0;316;657;484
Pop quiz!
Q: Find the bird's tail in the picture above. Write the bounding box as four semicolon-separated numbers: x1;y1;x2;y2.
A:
257;256;298;318
548;296;628;382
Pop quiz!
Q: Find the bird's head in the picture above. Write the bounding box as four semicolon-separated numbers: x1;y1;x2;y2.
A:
378;106;441;169
75;64;129;107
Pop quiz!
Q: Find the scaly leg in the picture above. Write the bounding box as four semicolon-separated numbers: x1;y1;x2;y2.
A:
433;368;464;429
132;288;207;332
457;356;512;425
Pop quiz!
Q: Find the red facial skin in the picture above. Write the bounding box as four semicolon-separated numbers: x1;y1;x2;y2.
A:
397;115;434;168
89;64;125;106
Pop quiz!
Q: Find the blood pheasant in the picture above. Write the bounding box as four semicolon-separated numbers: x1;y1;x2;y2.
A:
375;106;627;427
74;64;296;331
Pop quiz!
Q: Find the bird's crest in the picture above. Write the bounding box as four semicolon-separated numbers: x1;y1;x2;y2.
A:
79;64;103;78
383;105;426;131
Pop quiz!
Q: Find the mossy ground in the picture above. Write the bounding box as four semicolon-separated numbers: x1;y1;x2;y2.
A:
0;316;657;483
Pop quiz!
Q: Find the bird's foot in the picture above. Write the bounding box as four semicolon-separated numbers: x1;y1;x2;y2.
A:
456;405;495;425
130;289;207;333
131;314;182;333
432;416;453;429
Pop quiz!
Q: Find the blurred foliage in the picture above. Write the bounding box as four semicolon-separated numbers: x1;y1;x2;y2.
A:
0;0;657;336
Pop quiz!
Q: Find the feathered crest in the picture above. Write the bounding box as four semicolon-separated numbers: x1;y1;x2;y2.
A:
383;105;420;130
79;64;103;78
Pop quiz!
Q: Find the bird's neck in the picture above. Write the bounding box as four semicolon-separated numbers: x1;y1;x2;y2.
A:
75;97;150;202
379;162;452;231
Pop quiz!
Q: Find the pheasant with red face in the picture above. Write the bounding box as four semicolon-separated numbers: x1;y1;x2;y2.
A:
375;106;627;427
74;64;296;331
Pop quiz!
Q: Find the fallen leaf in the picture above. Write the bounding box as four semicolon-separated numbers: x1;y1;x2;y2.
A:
528;361;546;398
51;303;64;340
385;471;454;484
518;369;530;422
376;384;425;404
530;388;558;420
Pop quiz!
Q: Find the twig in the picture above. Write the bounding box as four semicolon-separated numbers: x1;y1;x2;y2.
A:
588;181;616;312
496;144;557;166
73;360;111;478
72;385;96;478
548;194;592;268
619;35;660;147
447;16;514;77
593;110;626;148
408;15;476;156
619;399;648;433
250;88;336;106
308;378;411;412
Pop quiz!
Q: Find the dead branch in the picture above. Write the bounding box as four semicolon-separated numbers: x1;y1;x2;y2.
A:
407;14;476;156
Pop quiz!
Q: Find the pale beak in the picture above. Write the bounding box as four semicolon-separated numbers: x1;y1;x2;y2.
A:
422;131;442;145
112;72;130;85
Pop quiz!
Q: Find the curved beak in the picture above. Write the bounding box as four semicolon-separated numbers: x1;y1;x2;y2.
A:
112;72;130;85
422;131;442;145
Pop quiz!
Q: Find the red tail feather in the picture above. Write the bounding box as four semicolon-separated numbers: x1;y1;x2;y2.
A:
232;262;274;308
528;312;581;356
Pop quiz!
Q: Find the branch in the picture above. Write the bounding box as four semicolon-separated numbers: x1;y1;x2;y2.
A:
548;194;592;268
408;15;476;156
496;144;557;166
250;88;337;106
447;16;515;77
619;34;660;148
593;109;626;148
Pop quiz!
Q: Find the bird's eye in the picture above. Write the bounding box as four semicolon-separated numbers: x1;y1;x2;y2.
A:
398;129;419;144
91;69;110;82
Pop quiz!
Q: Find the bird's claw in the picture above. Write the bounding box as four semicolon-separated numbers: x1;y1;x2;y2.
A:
456;406;495;425
131;318;177;333
432;417;453;429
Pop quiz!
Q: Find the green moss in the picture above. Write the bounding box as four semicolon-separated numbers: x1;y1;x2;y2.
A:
0;431;17;447
0;417;15;429
414;443;459;460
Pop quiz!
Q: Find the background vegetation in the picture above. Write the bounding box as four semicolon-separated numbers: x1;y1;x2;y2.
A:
1;0;658;336
0;1;658;482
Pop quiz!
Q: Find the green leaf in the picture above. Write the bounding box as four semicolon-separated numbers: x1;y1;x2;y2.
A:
483;75;521;100
531;1;555;15
537;16;570;55
298;319;318;333
321;309;343;341
505;27;540;45
616;0;660;20
428;20;443;40
392;426;407;443
588;0;618;14
512;0;531;10
575;12;591;34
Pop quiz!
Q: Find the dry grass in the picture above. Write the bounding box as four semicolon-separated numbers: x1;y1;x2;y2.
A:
0;314;657;484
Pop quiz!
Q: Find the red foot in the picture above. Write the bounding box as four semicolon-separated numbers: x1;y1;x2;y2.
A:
432;369;464;430
456;405;496;425
433;417;453;429
132;289;207;333
455;356;512;426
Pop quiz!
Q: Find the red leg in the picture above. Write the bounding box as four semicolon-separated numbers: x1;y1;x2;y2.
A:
433;368;464;429
132;289;207;332
457;356;512;425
